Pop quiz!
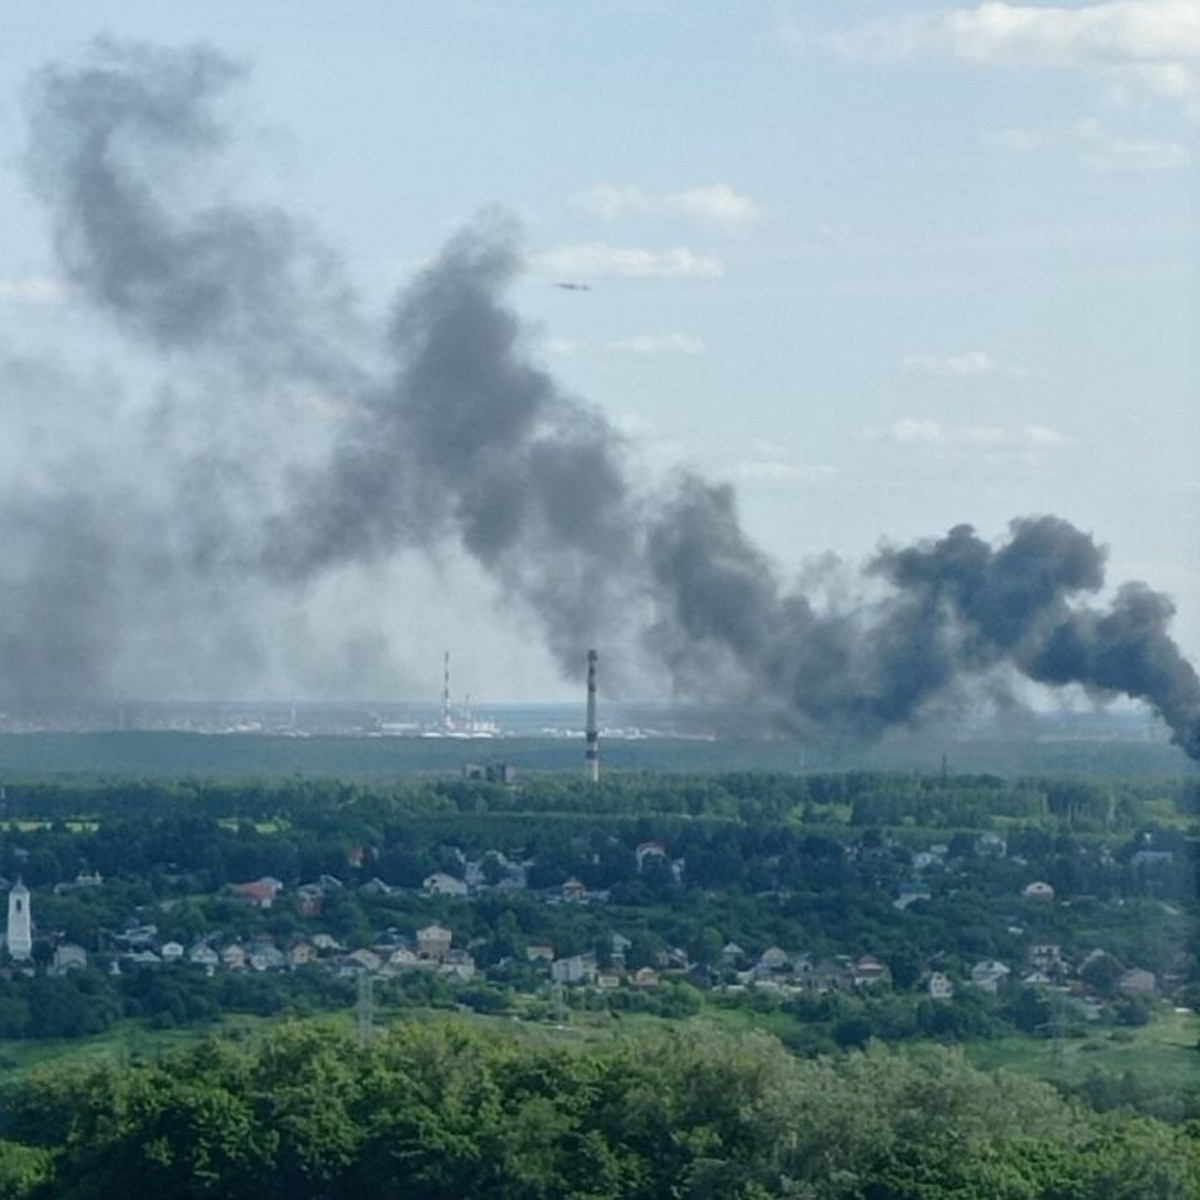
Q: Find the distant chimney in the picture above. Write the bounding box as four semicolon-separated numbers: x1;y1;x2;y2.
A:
585;649;599;784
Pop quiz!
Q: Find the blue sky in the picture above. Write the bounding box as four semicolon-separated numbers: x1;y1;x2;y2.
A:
0;2;1196;705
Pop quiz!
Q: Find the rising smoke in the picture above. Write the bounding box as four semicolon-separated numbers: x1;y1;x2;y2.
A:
5;39;1199;757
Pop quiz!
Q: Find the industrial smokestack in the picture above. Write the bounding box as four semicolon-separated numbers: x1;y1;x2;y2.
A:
441;650;451;733
585;648;599;784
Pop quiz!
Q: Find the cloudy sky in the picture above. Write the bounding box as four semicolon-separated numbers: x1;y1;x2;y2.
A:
0;1;1195;708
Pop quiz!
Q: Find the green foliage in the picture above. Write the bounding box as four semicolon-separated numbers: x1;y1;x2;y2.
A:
0;1022;1196;1199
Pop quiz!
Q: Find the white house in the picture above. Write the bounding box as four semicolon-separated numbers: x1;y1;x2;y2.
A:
51;943;87;974
423;873;469;898
551;955;596;985
970;960;1011;994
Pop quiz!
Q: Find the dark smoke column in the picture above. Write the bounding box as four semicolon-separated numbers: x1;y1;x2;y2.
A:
585;649;599;784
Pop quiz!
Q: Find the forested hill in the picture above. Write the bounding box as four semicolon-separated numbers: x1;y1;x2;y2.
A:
0;1022;1197;1199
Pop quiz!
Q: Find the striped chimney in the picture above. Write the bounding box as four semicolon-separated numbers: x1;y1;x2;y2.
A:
585;649;599;784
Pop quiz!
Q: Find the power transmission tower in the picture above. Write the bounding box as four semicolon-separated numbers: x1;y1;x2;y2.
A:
356;969;375;1045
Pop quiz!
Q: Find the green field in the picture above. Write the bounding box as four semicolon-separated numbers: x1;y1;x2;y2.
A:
963;1007;1200;1096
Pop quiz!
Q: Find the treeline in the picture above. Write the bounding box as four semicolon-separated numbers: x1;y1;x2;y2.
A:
0;966;357;1040
0;1021;1196;1199
2;770;1195;831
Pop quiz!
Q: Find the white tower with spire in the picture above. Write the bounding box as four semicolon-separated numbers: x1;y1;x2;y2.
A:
6;881;31;962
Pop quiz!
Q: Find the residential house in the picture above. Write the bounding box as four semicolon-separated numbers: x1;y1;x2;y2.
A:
809;959;854;992
417;924;453;961
525;943;555;964
439;949;476;982
561;877;587;902
721;942;747;968
1027;944;1064;972
422;872;468;898
970;960;1011;994
894;882;932;910
632;967;659;989
118;924;158;950
51;943;88;974
188;943;219;970
610;933;632;967
663;947;691;972
1130;850;1174;872
159;941;185;963
1117;968;1157;995
248;942;287;972
344;948;382;973
926;972;954;1000
232;877;284;909
288;941;316;969
852;955;890;987
1022;881;1055;902
757;946;790;972
975;832;1007;858
220;943;247;971
635;841;668;871
1021;970;1056;988
551;954;596;985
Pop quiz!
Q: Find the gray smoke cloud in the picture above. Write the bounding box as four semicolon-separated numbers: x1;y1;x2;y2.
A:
5;37;1199;758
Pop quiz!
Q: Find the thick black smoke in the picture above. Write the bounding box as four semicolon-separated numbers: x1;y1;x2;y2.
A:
5;38;1199;757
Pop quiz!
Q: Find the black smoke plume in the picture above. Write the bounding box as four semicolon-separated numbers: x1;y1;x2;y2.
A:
5;38;1199;757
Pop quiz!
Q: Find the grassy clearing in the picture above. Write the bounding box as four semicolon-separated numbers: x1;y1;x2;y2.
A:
0;1015;276;1080
962;1008;1200;1093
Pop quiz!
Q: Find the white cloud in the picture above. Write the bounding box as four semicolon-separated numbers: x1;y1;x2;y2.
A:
1075;120;1192;168
982;126;1051;151
606;333;706;355
576;184;647;221
534;243;724;279
984;117;1191;169
665;185;759;226
1023;423;1068;445
542;337;581;356
724;440;840;486
901;350;1032;378
786;2;1200;108
729;459;840;485
0;276;68;304
871;417;1067;448
575;183;759;228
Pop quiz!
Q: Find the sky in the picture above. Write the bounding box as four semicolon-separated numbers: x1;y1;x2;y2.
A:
0;1;1196;720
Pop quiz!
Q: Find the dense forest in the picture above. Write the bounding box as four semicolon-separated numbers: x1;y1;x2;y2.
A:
0;1021;1197;1199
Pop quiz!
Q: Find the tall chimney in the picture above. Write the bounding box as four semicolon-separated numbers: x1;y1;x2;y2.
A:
441;650;451;733
585;648;599;784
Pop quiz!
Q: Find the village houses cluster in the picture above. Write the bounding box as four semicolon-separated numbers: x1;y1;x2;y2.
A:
0;831;1170;1014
